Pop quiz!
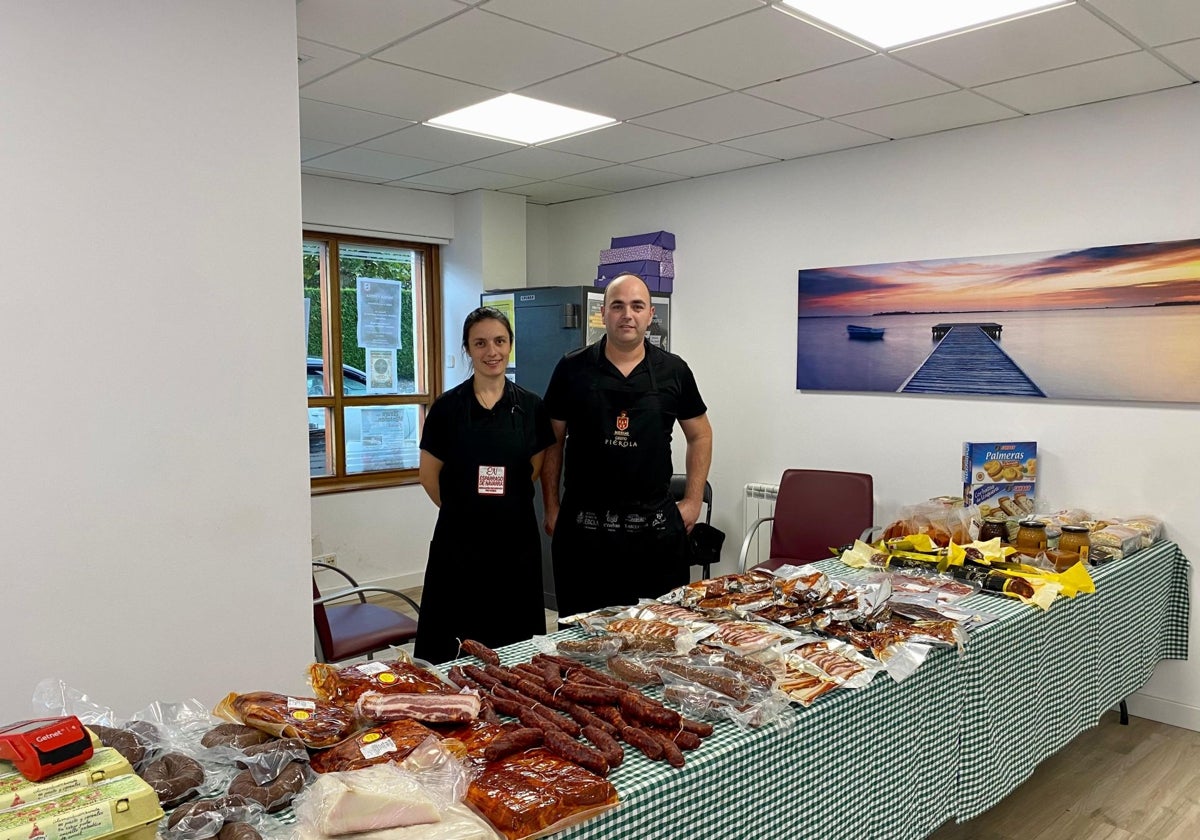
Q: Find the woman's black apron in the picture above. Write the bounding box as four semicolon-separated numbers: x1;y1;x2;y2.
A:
551;357;690;618
415;392;545;664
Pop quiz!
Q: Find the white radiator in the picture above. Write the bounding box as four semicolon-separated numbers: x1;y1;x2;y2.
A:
742;482;779;568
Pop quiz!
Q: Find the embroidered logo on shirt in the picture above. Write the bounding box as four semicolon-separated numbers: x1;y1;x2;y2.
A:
616;410;629;431
607;410;637;448
478;465;505;495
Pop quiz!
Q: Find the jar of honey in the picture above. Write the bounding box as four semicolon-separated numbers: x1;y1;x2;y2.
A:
979;516;1009;543
1015;519;1047;552
1058;525;1090;561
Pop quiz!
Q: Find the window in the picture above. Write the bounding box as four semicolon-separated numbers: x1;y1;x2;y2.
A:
304;232;441;493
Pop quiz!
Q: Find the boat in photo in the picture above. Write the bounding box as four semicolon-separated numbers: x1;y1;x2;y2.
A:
846;324;885;340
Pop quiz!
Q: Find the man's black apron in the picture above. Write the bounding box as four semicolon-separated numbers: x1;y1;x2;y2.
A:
551;358;690;618
415;392;545;664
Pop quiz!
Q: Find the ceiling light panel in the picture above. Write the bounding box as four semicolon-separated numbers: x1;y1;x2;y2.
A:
426;94;616;145
779;0;1074;49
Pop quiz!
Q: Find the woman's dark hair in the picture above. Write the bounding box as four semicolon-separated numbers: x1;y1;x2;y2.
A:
461;306;514;352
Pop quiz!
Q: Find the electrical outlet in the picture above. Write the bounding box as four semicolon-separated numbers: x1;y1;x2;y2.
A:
313;553;337;567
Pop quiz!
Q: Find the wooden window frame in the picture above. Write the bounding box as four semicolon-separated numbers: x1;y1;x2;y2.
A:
305;230;442;494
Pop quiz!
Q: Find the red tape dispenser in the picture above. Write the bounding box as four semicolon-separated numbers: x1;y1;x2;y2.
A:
0;716;94;781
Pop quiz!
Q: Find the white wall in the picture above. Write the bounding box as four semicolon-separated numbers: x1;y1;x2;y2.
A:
0;1;311;720
538;84;1200;730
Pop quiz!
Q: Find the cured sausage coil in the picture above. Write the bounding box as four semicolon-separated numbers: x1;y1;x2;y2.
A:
463;665;502;691
580;725;624;768
646;730;686;768
620;726;664;761
460;639;501;666
542;727;609;777
482;727;543;762
618;690;681;729
559;681;624;706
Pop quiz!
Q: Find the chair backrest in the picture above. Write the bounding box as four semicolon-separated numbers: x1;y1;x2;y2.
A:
312;576;334;661
668;474;712;524
769;469;873;566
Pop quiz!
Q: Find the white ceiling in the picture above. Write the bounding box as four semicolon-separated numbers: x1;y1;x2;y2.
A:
297;0;1200;205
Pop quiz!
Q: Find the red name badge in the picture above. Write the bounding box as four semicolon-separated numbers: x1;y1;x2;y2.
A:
478;465;506;496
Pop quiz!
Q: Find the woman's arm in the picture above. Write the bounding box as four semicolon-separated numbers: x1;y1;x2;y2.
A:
419;450;444;507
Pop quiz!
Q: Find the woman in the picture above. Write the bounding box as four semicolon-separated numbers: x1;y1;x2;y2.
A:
413;307;555;664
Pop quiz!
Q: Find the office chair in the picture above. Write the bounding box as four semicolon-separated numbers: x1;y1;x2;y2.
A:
312;561;421;663
669;474;722;579
737;469;874;573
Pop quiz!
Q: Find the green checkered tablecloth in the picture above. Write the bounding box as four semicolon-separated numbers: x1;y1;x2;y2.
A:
449;541;1188;839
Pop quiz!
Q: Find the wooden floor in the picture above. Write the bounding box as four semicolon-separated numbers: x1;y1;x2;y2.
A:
375;590;1200;839
928;712;1200;840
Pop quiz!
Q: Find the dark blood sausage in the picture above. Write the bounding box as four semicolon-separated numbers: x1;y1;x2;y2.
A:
542;727;609;777
620;726;664;761
560;681;624;706
647;730;686;768
460;639;501;666
618;691;681;729
607;654;663;686
463;665;502;691
680;717;714;738
482;727;544;762
581;725;624;768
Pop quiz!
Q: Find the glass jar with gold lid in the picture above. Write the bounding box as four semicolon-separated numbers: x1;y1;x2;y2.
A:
1058;525;1090;558
1015;519;1047;552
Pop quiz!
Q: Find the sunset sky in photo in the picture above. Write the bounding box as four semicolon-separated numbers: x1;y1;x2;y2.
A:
798;239;1200;317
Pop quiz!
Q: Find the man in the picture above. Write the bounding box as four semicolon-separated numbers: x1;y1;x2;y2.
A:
541;273;713;617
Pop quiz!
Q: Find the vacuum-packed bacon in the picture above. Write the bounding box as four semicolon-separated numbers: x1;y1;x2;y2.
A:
356;689;481;723
308;660;449;705
309;718;438;773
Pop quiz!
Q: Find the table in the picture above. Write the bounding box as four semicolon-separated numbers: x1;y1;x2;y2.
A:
465;540;1188;840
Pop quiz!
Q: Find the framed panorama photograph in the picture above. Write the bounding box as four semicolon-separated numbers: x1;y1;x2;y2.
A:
796;237;1200;403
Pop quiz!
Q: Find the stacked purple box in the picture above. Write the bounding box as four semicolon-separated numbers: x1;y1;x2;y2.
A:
596;230;675;292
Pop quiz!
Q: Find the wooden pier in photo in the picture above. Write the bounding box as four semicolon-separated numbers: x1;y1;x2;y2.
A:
899;324;1045;396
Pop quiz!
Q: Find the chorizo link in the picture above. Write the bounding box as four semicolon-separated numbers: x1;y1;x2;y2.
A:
563;701;618;736
620;725;664;760
483;664;525;690
646;729;686;768
655;659;751;703
542;728;609;777
463;665;501;690
538;659;562;686
460;639;501;666
618;691;681;729
581;725;624;768
680;717;714;737
482;727;543;762
592;705;630;731
559;681;624;705
447;666;474;690
656;728;701;751
479;699;502;725
607;654;663;686
488;693;524;718
537;655;632;691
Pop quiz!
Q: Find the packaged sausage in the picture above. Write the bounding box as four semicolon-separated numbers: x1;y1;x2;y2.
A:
214;692;357;749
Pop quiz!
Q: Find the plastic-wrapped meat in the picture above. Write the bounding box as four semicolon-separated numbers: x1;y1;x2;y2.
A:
633;602;707;623
356;690;481;723
777;667;838;707
707;621;793;654
796;642;865;682
309;719;439;773
749;603;814;629
308;660;449;705
215;691;357;749
604;618;680;638
697;591;777;612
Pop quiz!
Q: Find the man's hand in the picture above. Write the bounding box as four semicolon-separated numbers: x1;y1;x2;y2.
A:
676;497;702;533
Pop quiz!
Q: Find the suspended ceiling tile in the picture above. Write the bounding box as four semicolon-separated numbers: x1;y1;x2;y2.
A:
631;7;870;90
374;10;614;91
301;167;391;184
1157;38;1200;78
746;55;956;118
520;57;724;121
482;0;761;52
976;51;1190;114
299;98;414;145
558;164;687;192
297;0;465;54
630;93;816;143
724;120;887;159
836;90;1019;140
401;166;539;191
503;181;612;204
361;124;522;164
539;123;704;163
469;147;611;180
300;147;444;180
297;38;359;85
300;138;342;161
1088;0;1200;47
895;4;1139;88
301;60;496;121
633;145;779;178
